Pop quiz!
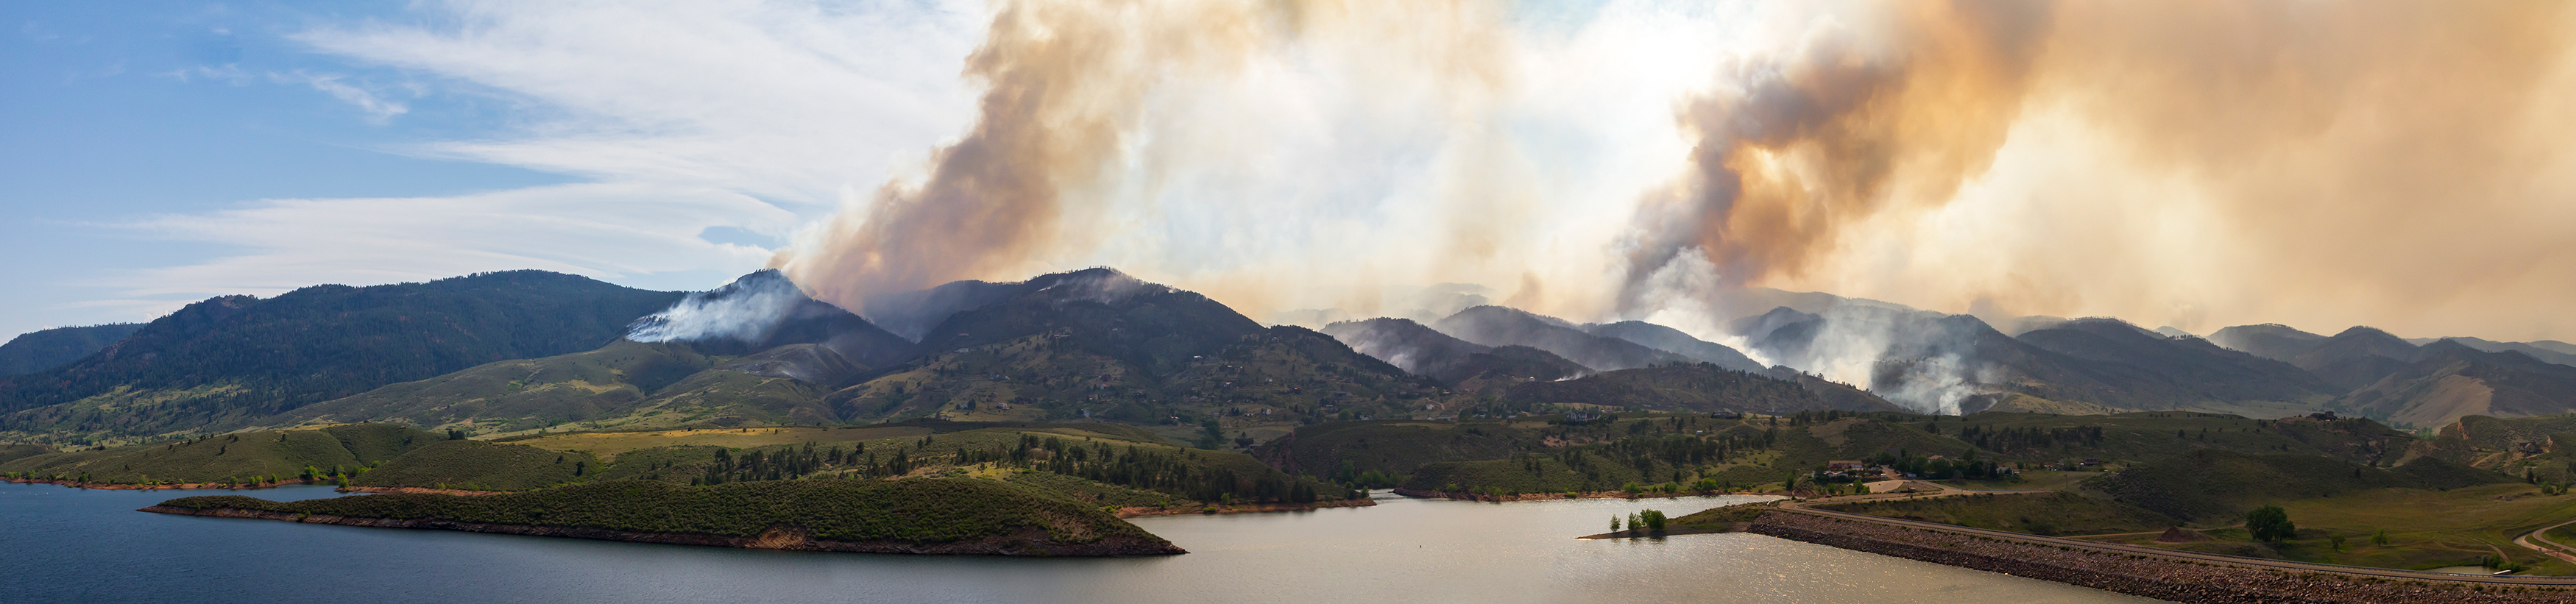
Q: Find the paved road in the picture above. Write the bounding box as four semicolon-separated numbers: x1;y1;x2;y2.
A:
1768;487;2576;587
2520;518;2576;564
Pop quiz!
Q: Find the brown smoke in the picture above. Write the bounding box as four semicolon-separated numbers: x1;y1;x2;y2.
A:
1632;1;2576;339
776;0;1514;316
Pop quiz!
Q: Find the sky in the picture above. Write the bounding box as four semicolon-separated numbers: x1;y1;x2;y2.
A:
1;0;986;341
7;1;2575;347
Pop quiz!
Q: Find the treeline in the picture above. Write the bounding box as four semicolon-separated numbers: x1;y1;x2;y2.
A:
690;433;1350;505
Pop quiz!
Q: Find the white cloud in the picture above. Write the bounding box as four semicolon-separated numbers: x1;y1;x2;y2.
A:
89;0;988;313
99;182;796;300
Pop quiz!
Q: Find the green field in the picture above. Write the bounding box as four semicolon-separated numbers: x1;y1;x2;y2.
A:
0;424;437;486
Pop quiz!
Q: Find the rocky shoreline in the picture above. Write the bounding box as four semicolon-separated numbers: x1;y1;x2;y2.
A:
138;505;1186;556
1749;511;2576;603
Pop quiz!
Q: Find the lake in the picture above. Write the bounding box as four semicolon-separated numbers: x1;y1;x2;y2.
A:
0;483;2162;603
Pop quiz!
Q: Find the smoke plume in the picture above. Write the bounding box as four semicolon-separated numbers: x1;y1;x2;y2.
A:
765;0;2576;403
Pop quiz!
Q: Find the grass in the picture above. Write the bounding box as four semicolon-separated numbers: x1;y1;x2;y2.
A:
348;439;599;491
1819;492;2176;536
0;424;438;485
155;477;1168;550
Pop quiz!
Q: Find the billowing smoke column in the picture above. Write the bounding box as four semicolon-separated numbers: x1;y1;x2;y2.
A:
754;0;2576;411
774;0;1522;319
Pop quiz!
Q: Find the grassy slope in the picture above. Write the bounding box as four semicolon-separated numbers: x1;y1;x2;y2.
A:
1817;492;2176;536
155;477;1168;549
2089;449;2510;522
348;439;601;491
0;424;437;484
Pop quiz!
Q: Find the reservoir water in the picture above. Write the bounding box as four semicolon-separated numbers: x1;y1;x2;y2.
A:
0;482;2162;603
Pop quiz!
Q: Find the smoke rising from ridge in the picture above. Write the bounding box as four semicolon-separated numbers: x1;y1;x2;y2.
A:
765;0;2576;410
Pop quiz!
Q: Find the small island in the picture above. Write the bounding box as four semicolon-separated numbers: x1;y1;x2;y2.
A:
142;477;1185;557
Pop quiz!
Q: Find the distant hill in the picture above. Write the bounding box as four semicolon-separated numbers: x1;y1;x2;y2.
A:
0;271;683;441
1319;318;1590;384
1431;306;1691;372
2013;319;2340;406
2338;340;2576;427
1581;321;1764;372
1738;308;2339;414
1502;363;1906;414
2290;327;2424;391
2433;336;2576;369
2206;324;2329;362
0;324;144;376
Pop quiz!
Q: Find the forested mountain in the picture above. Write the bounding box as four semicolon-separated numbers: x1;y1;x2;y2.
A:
0;324;144;376
822;269;1435;427
0;271;682;441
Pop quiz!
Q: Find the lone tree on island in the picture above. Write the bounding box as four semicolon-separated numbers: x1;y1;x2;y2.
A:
2246;505;2297;542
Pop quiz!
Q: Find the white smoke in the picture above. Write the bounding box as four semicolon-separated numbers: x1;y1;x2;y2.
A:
625;276;805;344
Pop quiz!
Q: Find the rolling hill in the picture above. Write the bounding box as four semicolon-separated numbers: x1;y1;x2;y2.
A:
1501;363;1906;414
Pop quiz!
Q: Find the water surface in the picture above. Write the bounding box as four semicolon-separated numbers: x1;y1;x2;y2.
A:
0;483;2162;603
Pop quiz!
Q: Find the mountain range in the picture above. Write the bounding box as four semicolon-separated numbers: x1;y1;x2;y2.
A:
7;267;2575;445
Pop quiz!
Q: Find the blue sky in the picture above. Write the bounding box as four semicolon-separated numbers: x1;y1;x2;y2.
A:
1;1;984;341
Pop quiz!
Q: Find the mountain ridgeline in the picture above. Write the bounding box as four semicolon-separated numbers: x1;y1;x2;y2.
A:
10;264;2576;446
0;324;144;376
0;271;684;440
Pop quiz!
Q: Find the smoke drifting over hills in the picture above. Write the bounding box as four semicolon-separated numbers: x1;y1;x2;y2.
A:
761;0;2576;408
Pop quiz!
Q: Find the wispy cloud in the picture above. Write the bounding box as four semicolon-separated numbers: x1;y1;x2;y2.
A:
96;0;988;309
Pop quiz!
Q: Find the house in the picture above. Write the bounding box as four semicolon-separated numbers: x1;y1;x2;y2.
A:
1827;461;1867;472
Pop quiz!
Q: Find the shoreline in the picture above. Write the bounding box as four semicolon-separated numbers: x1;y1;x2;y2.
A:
1747;510;2576;603
1389;488;1784;502
1116;498;1376;517
138;505;1186;557
3;476;320;491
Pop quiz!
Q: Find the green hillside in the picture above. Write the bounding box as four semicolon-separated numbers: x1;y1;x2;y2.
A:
348;439;602;491
275;340;850;437
0;424;438;485
151;478;1178;555
2089;449;2508;522
0;271;682;444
